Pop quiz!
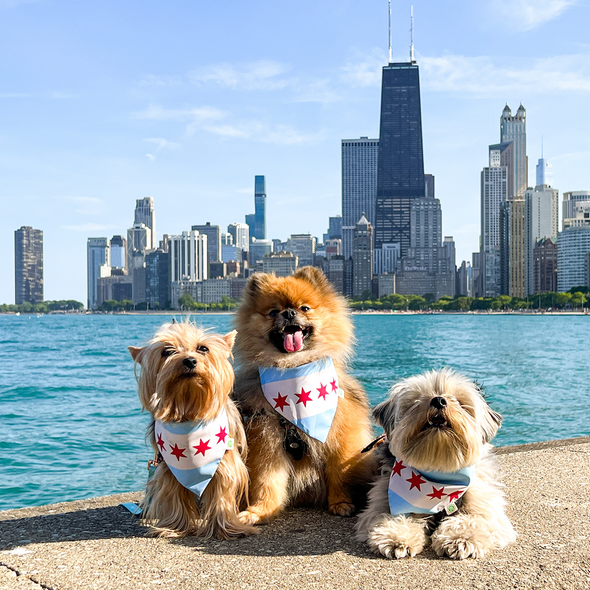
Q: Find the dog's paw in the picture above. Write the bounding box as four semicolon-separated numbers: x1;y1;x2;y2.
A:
238;510;262;526
377;540;418;559
432;536;487;560
329;502;356;517
366;515;427;559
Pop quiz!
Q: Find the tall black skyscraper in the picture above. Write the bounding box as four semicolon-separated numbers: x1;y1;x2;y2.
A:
374;62;425;258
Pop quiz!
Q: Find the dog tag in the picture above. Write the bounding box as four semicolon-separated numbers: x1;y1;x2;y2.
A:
284;426;306;461
337;388;345;398
226;438;235;450
445;502;458;515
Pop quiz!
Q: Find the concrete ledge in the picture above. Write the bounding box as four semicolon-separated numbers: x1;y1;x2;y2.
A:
1;438;589;590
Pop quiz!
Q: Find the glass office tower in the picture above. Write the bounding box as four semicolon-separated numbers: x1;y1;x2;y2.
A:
254;175;266;240
374;62;425;258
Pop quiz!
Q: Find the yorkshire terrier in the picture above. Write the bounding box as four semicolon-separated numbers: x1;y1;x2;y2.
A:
233;267;376;525
356;369;516;559
128;321;255;539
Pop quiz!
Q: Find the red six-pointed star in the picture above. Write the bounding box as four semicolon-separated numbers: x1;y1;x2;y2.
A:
295;387;313;407
156;433;166;451
316;382;329;401
392;460;406;477
427;486;446;500
193;439;211;457
447;489;465;502
407;471;426;491
215;427;228;445
169;443;187;461
330;378;338;393
273;393;289;412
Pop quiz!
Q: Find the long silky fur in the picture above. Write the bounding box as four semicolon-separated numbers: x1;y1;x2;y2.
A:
129;321;256;539
233;267;377;524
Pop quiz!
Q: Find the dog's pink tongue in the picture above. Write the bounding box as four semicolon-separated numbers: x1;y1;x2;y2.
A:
284;331;304;352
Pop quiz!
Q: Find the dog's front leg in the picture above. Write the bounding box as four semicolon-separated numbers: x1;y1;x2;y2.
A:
364;513;430;558
431;484;516;559
239;418;291;525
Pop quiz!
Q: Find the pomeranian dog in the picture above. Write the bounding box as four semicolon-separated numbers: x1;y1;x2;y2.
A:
233;267;375;525
128;321;255;539
356;369;516;559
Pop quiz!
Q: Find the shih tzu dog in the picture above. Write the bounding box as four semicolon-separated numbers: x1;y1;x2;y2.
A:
128;321;255;539
356;369;516;559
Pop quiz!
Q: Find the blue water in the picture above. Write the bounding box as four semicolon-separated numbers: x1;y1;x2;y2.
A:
1;313;589;511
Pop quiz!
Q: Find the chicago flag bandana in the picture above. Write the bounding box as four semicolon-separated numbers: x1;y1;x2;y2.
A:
388;458;475;516
259;358;341;443
154;409;232;497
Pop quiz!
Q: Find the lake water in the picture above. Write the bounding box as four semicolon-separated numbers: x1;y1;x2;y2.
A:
1;313;588;511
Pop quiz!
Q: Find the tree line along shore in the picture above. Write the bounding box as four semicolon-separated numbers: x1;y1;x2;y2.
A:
1;287;589;314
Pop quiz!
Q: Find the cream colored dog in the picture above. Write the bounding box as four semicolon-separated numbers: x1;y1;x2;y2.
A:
356;369;516;559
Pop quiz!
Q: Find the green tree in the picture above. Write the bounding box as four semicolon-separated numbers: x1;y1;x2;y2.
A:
178;293;196;311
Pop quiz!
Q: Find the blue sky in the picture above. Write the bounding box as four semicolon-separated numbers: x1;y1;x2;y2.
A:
2;0;590;304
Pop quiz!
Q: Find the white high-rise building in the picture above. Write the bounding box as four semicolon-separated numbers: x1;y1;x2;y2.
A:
563;191;590;227
127;223;152;270
87;237;110;310
341;137;378;260
536;157;552;188
170;231;208;282
525;183;559;295
227;223;250;252
134;197;156;249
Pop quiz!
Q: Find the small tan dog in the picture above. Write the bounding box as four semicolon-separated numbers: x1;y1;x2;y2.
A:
233;267;375;525
129;321;255;539
356;369;516;559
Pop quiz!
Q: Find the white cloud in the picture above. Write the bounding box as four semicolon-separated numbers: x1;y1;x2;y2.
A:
340;50;385;88
420;53;590;95
135;103;319;145
143;137;180;150
490;0;577;31
145;153;156;161
188;60;290;91
138;74;183;88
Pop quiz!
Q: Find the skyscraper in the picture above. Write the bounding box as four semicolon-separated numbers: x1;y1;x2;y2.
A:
341;137;379;260
134;197;156;249
169;231;208;283
352;214;373;297
227;222;250;252
374;62;425;258
87;237;110;309
254;175;266;240
110;235;127;269
14;226;43;305
192;222;222;266
500;105;527;198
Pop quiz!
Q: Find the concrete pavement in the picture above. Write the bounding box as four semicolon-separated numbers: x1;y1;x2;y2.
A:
1;437;589;590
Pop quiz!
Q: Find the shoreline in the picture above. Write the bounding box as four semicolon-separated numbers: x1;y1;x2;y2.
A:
1;309;589;316
2;436;589;590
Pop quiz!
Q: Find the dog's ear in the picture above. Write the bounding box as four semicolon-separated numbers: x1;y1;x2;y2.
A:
293;266;332;293
128;345;144;364
481;406;503;443
372;399;396;433
223;330;237;351
244;272;269;298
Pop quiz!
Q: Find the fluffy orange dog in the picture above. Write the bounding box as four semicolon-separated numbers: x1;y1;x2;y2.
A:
233;267;375;525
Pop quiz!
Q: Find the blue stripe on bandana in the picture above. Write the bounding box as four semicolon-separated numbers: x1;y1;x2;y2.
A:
259;357;334;384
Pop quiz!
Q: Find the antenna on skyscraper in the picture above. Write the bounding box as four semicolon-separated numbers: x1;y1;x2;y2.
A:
388;0;392;64
410;5;415;63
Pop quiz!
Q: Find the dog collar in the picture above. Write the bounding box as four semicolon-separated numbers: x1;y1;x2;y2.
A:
154;409;233;497
388;458;475;517
259;358;342;443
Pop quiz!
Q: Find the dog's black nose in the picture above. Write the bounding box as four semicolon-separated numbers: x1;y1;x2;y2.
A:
282;309;296;320
183;357;197;369
430;396;447;409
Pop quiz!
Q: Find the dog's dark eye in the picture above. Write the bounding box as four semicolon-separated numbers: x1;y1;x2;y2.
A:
300;305;310;312
161;347;175;358
196;345;209;354
269;309;280;317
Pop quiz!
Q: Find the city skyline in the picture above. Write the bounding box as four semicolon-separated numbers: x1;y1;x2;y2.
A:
2;1;590;304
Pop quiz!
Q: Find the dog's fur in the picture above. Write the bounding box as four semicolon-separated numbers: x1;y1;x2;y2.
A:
356;369;516;559
129;321;255;539
233;267;376;525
